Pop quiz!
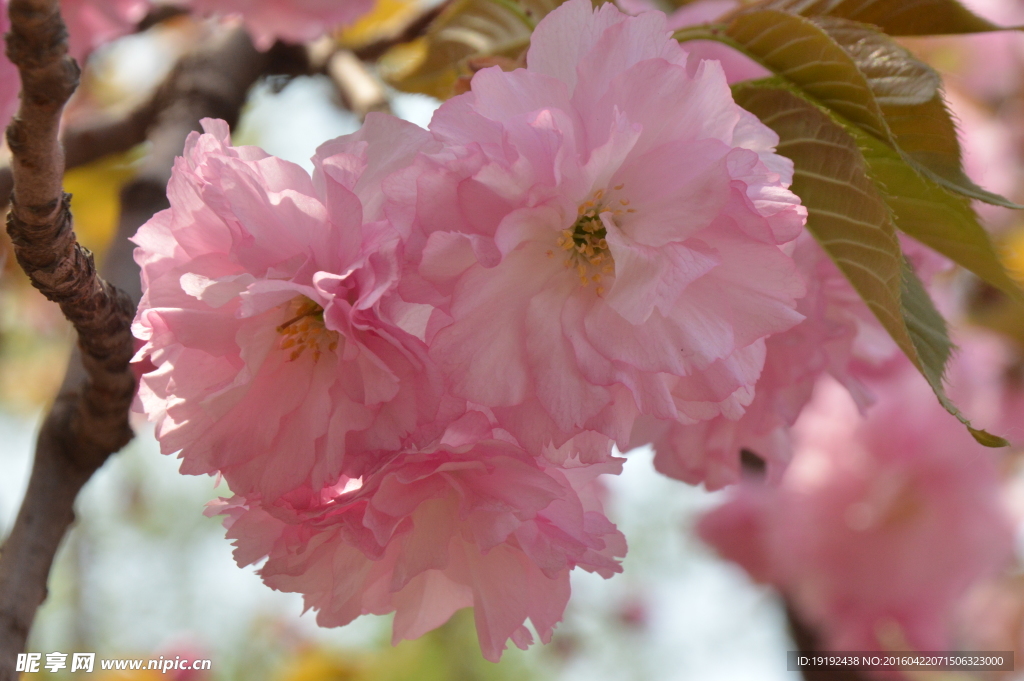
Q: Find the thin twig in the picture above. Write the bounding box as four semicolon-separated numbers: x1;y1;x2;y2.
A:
352;0;450;62
0;97;160;208
135;3;190;33
104;23;273;307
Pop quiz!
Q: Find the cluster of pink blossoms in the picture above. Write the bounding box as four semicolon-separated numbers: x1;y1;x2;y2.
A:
133;0;821;658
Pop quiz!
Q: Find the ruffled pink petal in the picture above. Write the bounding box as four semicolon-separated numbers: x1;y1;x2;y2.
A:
133;118;445;501
405;0;807;454
214;421;624;661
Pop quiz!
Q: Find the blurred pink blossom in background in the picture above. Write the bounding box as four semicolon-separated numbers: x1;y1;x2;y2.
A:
700;359;1015;652
61;0;148;61
180;0;375;50
931;0;1024;103
0;0;148;130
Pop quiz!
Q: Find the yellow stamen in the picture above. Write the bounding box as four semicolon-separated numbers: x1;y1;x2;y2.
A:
277;297;339;363
558;187;628;290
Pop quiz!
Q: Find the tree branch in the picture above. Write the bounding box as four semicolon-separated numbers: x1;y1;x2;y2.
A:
0;99;160;209
0;32;310;210
0;0;136;677
352;1;450;62
101;22;273;308
0;16;278;677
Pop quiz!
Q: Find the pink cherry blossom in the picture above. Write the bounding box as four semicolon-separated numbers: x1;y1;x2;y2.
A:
0;2;17;132
955;574;1024;679
133;115;449;501
62;0;148;62
633;231;896;489
210;411;626;662
182;0;374;50
395;0;806;453
699;364;1014;652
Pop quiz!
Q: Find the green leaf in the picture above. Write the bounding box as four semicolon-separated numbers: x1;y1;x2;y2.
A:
724;11;889;137
881;90;1019;207
381;0;565;99
732;82;905;354
720;10;1021;207
815;18;939;106
900;261;1009;447
746;0;1005;36
732;80;1006;446
852;126;1024;304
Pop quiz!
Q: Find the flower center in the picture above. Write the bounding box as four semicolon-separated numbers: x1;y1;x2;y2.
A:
552;186;632;295
277;297;339;362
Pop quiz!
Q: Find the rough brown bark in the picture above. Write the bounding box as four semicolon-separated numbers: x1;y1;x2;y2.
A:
0;12;284;676
0;1;136;678
0;105;158;210
0;2;432;672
